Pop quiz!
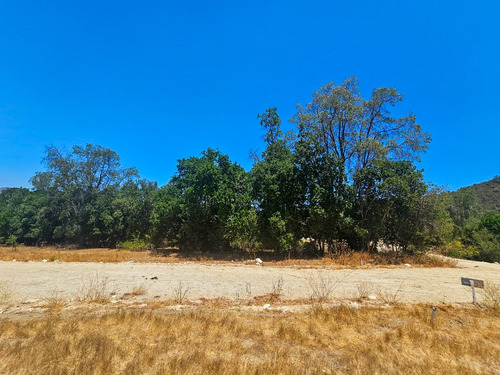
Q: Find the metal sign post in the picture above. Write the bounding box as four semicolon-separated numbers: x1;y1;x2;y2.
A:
430;306;437;325
461;277;484;305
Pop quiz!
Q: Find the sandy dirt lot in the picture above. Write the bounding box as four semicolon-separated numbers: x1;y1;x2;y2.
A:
1;257;499;306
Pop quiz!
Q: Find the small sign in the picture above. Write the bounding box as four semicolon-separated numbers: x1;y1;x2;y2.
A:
461;277;484;289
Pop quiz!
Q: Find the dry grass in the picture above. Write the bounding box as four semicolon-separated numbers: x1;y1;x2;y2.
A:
172;282;190;304
306;271;341;303
0;246;457;268
484;282;500;310
0;305;498;374
42;290;66;310
355;281;373;301
76;273;110;303
0;281;13;304
376;281;405;305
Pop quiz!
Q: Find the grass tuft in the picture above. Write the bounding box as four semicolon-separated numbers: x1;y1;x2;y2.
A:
76;273;110;303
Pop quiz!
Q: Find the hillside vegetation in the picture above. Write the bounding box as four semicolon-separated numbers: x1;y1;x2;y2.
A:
462;176;500;213
440;177;500;262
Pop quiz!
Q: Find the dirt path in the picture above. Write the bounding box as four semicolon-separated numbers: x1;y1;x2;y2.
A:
1;258;499;305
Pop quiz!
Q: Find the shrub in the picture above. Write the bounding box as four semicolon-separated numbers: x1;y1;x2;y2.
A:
6;235;18;250
443;240;479;259
117;238;151;251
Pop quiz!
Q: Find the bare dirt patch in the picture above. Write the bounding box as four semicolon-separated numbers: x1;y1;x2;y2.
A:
0;256;498;312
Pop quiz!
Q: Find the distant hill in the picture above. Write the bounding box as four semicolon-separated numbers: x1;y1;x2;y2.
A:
456;176;500;213
0;187;8;193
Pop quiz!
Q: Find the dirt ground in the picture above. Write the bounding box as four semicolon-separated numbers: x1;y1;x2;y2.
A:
1;257;499;309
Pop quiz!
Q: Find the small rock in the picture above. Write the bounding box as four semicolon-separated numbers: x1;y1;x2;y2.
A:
127;261;134;263
12;259;16;262
263;303;271;310
42;259;48;263
151;276;158;280
404;263;411;268
348;301;359;309
139;303;147;308
281;306;289;313
368;295;377;300
99;261;104;264
255;258;263;265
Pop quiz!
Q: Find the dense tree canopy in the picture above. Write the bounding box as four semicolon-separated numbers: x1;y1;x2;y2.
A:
1;78;496;261
1;144;151;247
292;77;431;179
151;149;255;251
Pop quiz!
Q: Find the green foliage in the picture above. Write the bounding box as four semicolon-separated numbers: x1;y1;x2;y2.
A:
352;160;428;250
152;149;255;251
417;187;454;247
268;213;295;252
443;240;479;259
440;180;500;263
286;77;432;254
471;229;500;262
118;237;152;251
257;107;282;144
0;145;157;248
291;77;431;179
252;120;302;252
468;214;500;262
465;176;500;213
6;235;18;249
0;79;442;257
479;212;500;236
28;144;145;247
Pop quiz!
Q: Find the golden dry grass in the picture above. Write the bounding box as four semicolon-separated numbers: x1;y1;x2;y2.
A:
0;246;456;268
0;305;498;374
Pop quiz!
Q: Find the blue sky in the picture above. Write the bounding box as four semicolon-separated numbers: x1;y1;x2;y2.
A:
1;1;499;191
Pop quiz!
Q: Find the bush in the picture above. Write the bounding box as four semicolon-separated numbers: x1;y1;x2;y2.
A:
6;235;18;250
473;229;500;263
443;240;479;260
117;238;151;251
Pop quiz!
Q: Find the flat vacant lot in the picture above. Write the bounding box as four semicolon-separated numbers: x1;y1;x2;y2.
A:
0;256;499;306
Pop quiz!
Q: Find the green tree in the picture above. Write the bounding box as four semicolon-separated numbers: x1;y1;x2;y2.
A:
294;130;349;254
447;188;479;239
152;149;255;251
30;144;139;246
252;109;302;252
353;160;428;251
470;213;500;262
292;77;431;179
417;187;454;248
0;188;52;246
290;77;431;252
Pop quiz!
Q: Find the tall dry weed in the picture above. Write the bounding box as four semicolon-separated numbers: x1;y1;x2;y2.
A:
76;272;110;303
306;271;339;302
0;281;13;304
484;282;500;310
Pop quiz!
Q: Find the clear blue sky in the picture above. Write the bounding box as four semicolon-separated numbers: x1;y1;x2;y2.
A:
1;1;499;191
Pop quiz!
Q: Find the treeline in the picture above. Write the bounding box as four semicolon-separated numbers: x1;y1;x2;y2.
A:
440;179;500;262
1;78;498;259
